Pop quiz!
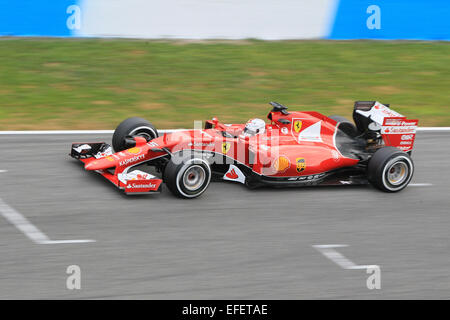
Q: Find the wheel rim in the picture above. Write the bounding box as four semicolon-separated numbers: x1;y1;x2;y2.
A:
182;165;206;191
386;161;409;185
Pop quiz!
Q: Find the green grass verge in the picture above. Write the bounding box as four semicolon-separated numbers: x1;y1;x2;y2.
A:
0;38;449;129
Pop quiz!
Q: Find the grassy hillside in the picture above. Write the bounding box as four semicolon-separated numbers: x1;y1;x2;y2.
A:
0;39;449;129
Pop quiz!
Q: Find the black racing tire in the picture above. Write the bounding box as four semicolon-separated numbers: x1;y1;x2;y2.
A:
163;152;212;199
329;115;358;137
112;117;158;152
367;147;414;192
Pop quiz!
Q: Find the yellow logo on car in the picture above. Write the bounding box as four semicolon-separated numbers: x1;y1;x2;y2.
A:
127;147;141;154
296;157;306;173
273;156;290;173
294;120;302;133
222;142;231;154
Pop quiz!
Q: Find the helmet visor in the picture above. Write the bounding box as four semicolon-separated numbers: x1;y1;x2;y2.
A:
243;127;257;136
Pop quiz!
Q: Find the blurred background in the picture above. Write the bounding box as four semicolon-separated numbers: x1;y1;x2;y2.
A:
0;0;449;300
0;0;448;130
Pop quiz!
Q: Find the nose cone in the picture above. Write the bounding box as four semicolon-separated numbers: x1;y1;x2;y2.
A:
84;161;99;171
85;157;116;171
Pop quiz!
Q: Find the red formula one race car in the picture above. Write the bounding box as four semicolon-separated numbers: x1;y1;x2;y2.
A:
70;101;418;198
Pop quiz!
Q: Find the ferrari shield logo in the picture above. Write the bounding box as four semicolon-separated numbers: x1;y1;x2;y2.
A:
222;142;231;154
293;120;302;133
296;157;306;173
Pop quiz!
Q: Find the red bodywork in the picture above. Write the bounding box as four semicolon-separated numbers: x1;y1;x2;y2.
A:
78;111;360;189
72;105;418;193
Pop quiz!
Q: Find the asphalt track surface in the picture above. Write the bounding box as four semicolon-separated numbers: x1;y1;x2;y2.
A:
0;132;448;299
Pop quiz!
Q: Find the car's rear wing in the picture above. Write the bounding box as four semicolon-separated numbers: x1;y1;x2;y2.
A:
353;101;418;152
381;117;418;152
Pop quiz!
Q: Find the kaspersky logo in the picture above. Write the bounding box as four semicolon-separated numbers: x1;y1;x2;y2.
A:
119;154;145;166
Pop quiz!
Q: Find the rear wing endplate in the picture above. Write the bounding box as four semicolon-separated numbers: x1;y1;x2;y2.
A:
381;117;419;152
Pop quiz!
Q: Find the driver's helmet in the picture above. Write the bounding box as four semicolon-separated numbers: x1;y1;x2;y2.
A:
243;118;266;137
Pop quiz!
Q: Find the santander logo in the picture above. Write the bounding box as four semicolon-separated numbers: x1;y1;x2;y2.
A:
223;165;245;184
226;168;238;179
127;183;156;189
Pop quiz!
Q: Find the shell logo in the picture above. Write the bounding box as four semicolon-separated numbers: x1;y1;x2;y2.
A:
127;147;141;154
273;156;290;173
106;156;115;162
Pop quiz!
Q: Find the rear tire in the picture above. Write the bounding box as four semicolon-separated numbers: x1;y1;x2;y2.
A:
112;117;158;152
329;115;358;137
164;152;211;199
368;147;414;192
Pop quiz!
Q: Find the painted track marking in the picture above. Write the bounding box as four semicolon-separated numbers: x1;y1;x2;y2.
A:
313;245;377;270
0;198;95;245
409;183;433;187
0;170;7;173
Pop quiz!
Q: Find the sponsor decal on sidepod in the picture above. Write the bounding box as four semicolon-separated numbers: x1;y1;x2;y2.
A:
273;156;290;173
296;157;306;173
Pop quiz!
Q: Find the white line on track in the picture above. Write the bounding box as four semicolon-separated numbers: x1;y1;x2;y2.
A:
409;183;433;187
0;170;7;173
0;198;95;245
313;245;378;270
416;127;450;132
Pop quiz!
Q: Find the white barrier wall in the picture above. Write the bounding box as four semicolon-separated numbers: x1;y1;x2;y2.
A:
80;0;337;39
1;0;449;40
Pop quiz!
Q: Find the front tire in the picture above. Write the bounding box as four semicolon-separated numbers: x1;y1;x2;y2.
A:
368;147;414;192
112;117;158;152
164;152;211;199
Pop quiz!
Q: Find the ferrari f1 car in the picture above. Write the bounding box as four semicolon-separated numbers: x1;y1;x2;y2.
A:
70;101;418;198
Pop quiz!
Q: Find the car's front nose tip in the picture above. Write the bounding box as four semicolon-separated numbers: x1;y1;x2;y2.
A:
84;160;111;171
84;162;97;170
